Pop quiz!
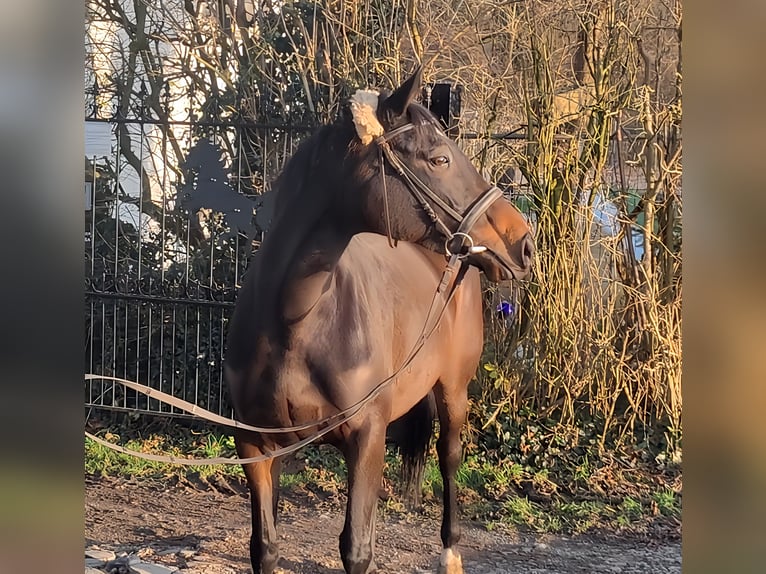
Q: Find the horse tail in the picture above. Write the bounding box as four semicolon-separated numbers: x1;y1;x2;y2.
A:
388;391;436;511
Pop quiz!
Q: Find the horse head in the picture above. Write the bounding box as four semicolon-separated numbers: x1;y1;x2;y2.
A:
343;69;535;282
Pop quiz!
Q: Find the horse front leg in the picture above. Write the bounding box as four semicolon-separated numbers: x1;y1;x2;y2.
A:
339;416;387;574
433;382;468;574
237;436;282;574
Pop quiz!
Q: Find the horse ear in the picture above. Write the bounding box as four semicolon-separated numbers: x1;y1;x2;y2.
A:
379;67;423;126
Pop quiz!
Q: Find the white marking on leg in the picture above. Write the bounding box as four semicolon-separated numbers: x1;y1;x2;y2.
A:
438;547;464;574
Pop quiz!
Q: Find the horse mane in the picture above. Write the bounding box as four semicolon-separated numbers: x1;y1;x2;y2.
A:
269;101;437;224
394;103;442;161
270;124;334;223
232;117;358;344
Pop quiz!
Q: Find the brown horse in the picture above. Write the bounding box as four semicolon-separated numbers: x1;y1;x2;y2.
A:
224;69;534;574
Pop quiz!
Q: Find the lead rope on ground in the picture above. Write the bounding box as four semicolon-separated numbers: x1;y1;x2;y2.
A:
85;261;467;466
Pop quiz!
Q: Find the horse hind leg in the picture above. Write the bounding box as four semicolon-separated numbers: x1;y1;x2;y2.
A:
237;436;282;574
389;392;436;511
433;381;469;574
339;416;387;574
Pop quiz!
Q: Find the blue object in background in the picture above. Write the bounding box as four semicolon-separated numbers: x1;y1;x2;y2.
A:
496;300;516;329
497;300;515;317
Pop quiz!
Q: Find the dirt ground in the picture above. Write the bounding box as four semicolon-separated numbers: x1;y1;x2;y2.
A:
85;475;681;574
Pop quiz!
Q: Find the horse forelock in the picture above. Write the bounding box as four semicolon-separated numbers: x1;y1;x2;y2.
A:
394;103;444;155
407;102;438;125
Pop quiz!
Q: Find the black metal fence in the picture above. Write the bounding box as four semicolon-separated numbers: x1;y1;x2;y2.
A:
84;78;319;417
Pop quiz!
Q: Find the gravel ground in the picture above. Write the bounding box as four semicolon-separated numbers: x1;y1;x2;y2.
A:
85;475;681;574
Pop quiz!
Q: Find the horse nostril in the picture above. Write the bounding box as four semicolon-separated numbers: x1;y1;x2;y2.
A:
521;233;535;268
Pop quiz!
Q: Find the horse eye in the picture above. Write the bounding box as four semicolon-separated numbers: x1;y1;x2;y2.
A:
430;155;449;167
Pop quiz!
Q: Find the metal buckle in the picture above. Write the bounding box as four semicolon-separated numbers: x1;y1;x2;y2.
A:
445;232;487;259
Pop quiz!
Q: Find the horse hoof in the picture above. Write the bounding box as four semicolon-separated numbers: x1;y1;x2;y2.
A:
437;548;463;574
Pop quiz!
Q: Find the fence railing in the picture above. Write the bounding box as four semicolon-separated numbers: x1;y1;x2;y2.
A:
85;104;316;417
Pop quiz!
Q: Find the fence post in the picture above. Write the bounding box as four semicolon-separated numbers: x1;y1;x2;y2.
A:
423;82;462;139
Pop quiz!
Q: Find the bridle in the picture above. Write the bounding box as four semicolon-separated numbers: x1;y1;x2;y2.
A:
375;121;504;259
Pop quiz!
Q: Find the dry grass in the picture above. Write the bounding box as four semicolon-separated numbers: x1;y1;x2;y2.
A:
471;1;682;457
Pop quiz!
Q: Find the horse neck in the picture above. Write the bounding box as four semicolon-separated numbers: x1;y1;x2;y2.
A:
255;185;357;321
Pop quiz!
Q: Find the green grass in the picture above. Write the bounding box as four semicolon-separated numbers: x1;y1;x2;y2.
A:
620;496;643;520
502;496;537;526
280;445;348;496
85;426;681;537
490;495;671;535
85;431;244;480
652;488;681;516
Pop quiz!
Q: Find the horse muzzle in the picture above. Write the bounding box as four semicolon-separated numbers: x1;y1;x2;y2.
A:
471;231;535;282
